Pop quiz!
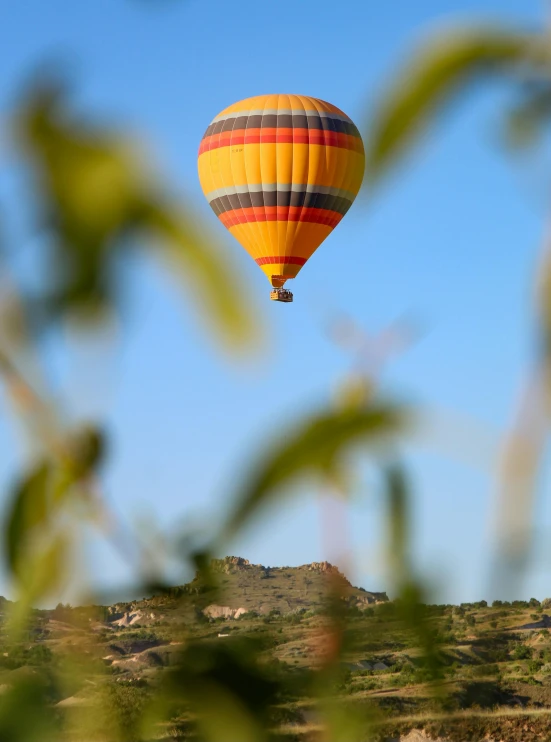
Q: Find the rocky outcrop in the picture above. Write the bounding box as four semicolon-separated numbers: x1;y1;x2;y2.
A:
305;561;349;581
210;556;252;575
56;695;91;708
110;611;144;627
391;733;446;742
306;561;342;573
202;604;248;620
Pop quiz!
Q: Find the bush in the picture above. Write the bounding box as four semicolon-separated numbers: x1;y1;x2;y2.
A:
284;613;302;625
0;643;53;669
520;676;542;686
473;663;499;677
512;644;532;660
528;659;543;674
473;601;488;609
128;629;159;642
488;648;508;663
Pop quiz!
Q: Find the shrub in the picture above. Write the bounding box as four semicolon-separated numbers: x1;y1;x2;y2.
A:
512;644;532;660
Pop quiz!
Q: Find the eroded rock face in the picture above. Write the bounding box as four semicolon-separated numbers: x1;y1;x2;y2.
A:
395;732;446;742
110;611;143;627
202;604;248;620
210;556;252;575
305;561;349;582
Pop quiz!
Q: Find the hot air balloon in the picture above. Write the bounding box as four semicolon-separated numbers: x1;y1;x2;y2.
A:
198;94;365;302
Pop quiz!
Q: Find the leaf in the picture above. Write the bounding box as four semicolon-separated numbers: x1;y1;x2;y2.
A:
62;424;106;480
5;460;72;609
15;78;260;352
16;81;144;317
219;400;406;541
505;84;551;149
318;700;369;742
383;465;445;683
137;200;260;354
364;25;545;187
192;683;264;742
0;675;56;742
4;425;104;586
5;462;51;579
14;533;69;608
385;463;410;581
150;637;282;742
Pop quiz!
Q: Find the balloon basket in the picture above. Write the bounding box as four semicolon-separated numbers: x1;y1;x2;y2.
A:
270;288;293;303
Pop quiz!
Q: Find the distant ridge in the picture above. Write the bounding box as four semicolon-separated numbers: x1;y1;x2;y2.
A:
187;556;389;620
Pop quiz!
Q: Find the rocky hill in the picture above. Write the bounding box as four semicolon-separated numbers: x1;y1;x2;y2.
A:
103;556;388;627
197;556;387;618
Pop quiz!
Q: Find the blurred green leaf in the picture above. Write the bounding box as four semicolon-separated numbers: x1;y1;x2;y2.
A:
16;82;142;315
318;699;368;742
4;457;70;606
14;533;69;609
193;684;264;742
538;250;551;378
0;676;56;742
220;400;406;541
5;462;51;580
384;465;445;684
15;79;259;352
505;84;551;149
5;424;104;600
386;463;410;582
154;637;282;742
61;424;106;481
364;25;545;187
137;200;259;354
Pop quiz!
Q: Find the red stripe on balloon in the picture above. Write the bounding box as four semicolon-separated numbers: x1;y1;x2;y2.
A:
219;206;343;228
198;128;363;155
255;256;307;266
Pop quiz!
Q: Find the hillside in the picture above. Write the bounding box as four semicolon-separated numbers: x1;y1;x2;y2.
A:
1;559;551;740
106;556;388;624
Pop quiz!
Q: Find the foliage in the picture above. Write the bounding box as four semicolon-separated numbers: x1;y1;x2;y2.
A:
0;1;550;741
512;644;532;661
363;24;549;187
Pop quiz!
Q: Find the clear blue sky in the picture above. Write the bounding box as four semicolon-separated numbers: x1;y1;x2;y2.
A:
0;0;549;605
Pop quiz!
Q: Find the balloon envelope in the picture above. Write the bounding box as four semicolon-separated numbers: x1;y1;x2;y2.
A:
198;94;365;289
